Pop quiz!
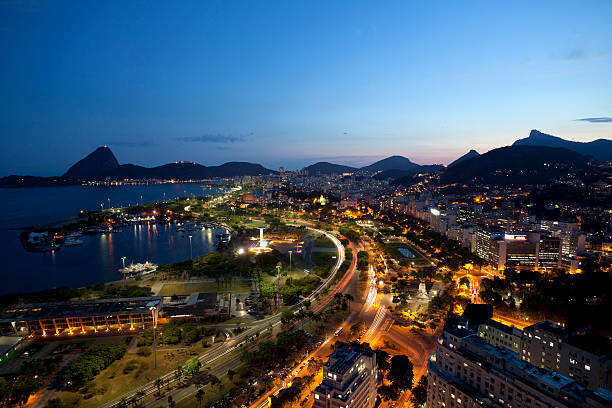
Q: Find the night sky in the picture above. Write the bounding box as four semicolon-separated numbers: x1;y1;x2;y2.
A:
1;1;611;175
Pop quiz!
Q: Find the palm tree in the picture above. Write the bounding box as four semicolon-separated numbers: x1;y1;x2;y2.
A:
196;388;204;408
344;294;354;312
136;390;146;406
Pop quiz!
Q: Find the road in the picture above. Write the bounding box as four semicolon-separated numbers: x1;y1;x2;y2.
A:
249;238;399;408
102;227;345;408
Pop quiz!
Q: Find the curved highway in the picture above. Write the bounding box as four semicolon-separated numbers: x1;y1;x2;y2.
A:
102;227;345;408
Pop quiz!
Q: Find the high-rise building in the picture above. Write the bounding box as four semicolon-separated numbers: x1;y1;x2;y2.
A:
521;322;612;391
478;319;523;353
313;342;377;408
428;318;612;408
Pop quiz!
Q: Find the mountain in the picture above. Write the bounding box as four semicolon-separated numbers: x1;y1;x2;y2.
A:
110;161;275;179
373;165;444;180
1;146;277;186
360;155;418;172
303;162;357;175
63;146;119;179
513;130;612;162
437;145;591;186
448;149;480;167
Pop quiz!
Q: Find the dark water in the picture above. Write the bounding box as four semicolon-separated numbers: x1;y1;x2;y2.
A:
0;183;227;295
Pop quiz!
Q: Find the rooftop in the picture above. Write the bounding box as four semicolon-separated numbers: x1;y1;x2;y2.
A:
326;342;374;375
0;297;162;322
565;331;612;357
524;320;566;337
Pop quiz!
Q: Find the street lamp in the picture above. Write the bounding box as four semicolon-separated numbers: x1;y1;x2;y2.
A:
150;306;157;369
276;264;281;311
288;251;293;274
188;235;193;260
107;198;111;209
121;256;127;289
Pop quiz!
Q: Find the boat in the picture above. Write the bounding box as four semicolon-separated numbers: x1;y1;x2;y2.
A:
63;236;84;246
215;233;231;243
119;260;158;276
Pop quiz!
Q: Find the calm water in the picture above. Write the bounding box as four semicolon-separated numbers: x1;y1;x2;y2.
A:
0;183;227;295
398;247;415;258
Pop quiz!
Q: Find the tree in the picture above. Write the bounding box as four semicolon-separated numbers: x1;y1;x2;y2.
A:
411;375;428;406
181;324;199;345
174;366;184;385
378;384;398;401
227;369;235;382
161;325;181;345
183;357;201;377
388;355;414;391
137;346;152;356
210;375;222;390
196;388;204;408
349;322;365;340
43;399;64;408
374;349;391;376
167;395;175;408
459;277;470;287
155;378;163;395
280;308;295;325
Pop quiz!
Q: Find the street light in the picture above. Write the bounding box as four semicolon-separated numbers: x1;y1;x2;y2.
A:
121;256;127;289
276;264;281;311
288;250;292;274
188;235;193;260
150;306;157;369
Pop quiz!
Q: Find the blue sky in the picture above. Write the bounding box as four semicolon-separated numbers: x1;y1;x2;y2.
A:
1;0;611;175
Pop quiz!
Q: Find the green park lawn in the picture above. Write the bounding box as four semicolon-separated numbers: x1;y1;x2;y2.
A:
55;339;225;407
158;280;252;296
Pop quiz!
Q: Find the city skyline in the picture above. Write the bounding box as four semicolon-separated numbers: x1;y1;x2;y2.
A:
1;1;611;175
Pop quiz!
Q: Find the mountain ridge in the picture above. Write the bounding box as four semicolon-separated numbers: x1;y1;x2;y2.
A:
360;155;418;172
63;146;119;179
513;129;611;162
448;149;480;167
302;162;358;175
435;145;591;186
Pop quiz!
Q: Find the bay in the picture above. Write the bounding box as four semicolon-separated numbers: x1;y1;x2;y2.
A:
0;183;227;295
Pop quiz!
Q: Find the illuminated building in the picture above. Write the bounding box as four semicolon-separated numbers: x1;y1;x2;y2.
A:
472;230;566;270
521;322;612;392
478;319;523;353
0;297;162;336
313;342;377;408
428;317;612;408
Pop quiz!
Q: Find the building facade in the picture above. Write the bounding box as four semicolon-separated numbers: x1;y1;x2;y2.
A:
0;297;162;336
428;319;612;408
313;342;377;408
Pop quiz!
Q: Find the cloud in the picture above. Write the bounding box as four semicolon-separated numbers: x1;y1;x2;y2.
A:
563;48;588;61
106;140;156;147
550;48;589;62
176;133;253;143
575;117;612;123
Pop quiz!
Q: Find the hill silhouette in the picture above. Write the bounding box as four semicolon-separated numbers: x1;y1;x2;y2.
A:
513;130;611;162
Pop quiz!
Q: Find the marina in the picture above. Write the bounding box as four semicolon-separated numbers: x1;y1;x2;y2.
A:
0;183;227;295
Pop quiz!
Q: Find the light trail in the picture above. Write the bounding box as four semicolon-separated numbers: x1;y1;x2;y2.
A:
363;305;387;342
